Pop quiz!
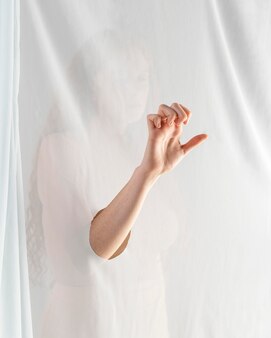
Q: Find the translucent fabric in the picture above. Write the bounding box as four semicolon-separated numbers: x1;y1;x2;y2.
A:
0;0;33;337
19;0;271;337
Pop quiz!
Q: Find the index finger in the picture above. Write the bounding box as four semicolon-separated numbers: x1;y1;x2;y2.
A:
179;104;192;124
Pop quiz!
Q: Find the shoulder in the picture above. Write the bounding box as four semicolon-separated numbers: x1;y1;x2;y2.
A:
39;131;85;162
40;130;81;152
38;131;86;183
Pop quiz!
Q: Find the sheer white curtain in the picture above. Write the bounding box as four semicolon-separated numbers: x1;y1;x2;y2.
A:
0;0;33;337
16;0;271;337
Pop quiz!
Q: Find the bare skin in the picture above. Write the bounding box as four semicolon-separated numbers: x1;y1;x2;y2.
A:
89;102;208;260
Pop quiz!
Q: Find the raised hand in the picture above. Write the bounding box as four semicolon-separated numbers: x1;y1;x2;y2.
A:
140;102;208;175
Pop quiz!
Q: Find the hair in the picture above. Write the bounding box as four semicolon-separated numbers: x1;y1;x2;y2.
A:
25;28;154;287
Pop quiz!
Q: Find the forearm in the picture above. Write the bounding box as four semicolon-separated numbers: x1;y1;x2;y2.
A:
89;165;161;259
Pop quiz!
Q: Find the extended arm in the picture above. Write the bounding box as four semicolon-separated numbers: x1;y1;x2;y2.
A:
90;102;208;260
89;165;160;260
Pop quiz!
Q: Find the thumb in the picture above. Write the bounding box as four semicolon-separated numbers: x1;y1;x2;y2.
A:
181;134;208;155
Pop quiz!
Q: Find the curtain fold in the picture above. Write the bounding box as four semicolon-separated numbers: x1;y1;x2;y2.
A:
0;0;33;337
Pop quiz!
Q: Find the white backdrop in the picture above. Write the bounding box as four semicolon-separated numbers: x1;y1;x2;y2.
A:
19;0;271;337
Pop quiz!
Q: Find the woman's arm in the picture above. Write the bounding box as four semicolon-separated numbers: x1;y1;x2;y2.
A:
89;102;208;260
89;165;160;260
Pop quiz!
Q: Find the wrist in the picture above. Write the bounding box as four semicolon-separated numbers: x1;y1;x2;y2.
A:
135;164;162;184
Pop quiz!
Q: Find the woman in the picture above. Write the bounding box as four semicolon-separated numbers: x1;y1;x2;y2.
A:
34;30;208;338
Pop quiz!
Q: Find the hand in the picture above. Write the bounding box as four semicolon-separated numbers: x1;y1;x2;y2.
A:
140;102;208;175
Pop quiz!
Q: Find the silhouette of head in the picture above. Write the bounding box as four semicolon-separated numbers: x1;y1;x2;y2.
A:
66;29;151;133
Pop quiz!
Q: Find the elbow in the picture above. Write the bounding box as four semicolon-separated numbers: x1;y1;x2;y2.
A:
89;229;111;260
89;208;131;260
89;226;132;261
89;208;111;260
